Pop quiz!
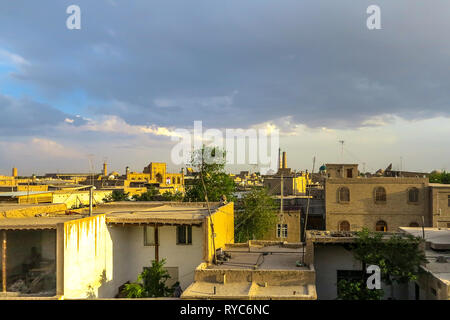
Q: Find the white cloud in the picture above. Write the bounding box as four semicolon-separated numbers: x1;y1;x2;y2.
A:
0;49;30;67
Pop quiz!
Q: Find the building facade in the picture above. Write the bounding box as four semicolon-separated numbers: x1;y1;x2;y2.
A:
325;177;430;232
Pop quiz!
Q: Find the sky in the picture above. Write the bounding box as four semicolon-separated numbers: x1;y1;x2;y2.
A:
0;0;449;176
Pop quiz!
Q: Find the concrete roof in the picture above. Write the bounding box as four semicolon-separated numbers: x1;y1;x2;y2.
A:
182;241;317;300
429;183;450;188
209;243;308;270
400;227;450;250
0;191;53;197
99;202;219;225
0;216;83;230
0;203;67;218
400;227;450;284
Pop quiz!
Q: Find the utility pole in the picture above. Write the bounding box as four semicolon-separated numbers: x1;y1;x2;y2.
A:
302;156;316;243
2;231;6;293
89;186;95;216
280;173;283;216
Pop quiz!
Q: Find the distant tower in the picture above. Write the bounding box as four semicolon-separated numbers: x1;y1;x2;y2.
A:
126;166;130;176
282;152;287;169
278;148;282;170
12;167;18;178
103;162;108;176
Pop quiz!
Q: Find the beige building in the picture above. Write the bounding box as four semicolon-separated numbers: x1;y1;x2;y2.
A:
428;183;450;228
324;164;359;179
326;177;430;232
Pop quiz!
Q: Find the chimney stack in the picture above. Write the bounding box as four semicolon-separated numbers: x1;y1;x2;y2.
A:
103;162;107;176
282;152;287;169
12;167;17;178
278;148;282;169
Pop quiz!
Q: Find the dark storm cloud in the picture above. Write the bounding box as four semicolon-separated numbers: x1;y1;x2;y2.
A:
0;0;449;129
0;94;86;136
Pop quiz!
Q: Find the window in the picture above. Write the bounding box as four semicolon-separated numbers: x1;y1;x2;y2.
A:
346;169;353;178
177;225;192;245
338;187;350;203
408;188;419;203
409;222;419;227
144;226;156;246
339;221;350;231
277;224;288;238
375;220;387;232
448;195;450;207
374;187;386;203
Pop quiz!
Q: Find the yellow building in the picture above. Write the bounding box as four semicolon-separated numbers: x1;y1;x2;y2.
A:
125;162;185;194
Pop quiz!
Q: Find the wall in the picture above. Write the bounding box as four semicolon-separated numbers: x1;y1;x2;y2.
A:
326;178;430;231
63;214;113;298
204;202;234;263
52;190;112;209
429;186;450;228
116;224;204;290
262;211;301;243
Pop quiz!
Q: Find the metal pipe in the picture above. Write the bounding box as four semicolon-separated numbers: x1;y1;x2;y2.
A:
2;231;6;293
89;186;93;216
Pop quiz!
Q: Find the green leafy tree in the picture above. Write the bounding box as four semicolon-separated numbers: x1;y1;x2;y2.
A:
184;146;236;202
340;228;427;300
132;186;159;201
161;191;184;201
337;279;384;300
123;259;176;298
429;170;450;184
235;188;278;242
103;190;130;202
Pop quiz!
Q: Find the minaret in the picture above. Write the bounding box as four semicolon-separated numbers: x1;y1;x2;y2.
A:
103;162;108;176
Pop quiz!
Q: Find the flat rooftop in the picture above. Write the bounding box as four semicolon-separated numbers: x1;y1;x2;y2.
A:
400;228;450;284
0;216;84;230
98;201;221;225
0;203;68;218
400;227;450;250
0;191;53;197
209;243;307;270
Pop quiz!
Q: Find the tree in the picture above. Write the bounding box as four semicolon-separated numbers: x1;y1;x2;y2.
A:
235;188;278;242
160;191;184;201
132;186;159;201
122;259;177;298
337;279;384;300
429;170;450;184
184;146;236;202
103;190;130;202
339;228;427;300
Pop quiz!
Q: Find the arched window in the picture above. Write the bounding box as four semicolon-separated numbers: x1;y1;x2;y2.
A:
339;221;350;231
408;188;419;203
156;173;163;183
375;220;387;232
409;222;419;227
338;187;350;203
374;187;386;203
